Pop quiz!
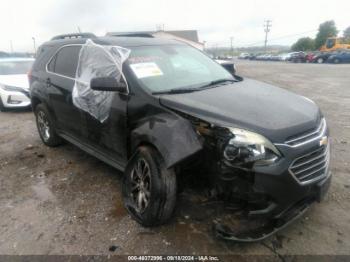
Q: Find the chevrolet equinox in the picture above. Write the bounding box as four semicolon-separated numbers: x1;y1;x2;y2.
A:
29;34;331;241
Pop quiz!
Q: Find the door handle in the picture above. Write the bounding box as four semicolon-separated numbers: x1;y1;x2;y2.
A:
46;78;51;88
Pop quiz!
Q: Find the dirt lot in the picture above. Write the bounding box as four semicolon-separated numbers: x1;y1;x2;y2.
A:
0;61;350;258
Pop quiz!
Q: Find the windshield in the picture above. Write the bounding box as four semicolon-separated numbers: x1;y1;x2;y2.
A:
127;45;234;93
0;60;34;75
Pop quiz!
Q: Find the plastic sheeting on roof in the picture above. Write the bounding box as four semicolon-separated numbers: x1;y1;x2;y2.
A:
72;39;131;122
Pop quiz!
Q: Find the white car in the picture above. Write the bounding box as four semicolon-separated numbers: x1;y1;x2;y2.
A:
279;52;298;61
238;53;250;59
0;58;34;111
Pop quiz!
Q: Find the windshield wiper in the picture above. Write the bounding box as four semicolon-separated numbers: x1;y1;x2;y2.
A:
152;88;200;95
152;78;236;95
198;78;236;89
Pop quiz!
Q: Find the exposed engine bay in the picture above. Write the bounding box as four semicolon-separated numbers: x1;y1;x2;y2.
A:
175;113;316;242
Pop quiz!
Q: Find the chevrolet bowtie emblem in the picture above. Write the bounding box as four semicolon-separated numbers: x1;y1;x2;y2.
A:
320;136;328;146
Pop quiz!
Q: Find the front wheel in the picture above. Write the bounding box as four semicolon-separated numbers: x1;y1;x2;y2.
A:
0;97;7;112
122;146;177;227
317;58;324;64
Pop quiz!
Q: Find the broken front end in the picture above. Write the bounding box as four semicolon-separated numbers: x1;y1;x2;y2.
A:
180;115;331;242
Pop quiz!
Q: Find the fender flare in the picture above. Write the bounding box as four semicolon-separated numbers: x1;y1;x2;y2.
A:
130;113;203;168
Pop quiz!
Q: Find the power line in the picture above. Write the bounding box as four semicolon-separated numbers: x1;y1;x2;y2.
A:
264;20;272;52
206;29;318;48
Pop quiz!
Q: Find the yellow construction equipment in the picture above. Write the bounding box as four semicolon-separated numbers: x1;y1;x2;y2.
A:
319;37;350;51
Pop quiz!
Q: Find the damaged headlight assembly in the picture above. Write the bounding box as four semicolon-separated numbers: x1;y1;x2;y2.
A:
223;128;281;166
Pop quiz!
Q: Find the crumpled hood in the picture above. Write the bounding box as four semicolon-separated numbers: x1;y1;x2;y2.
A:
159;78;321;143
0;74;29;90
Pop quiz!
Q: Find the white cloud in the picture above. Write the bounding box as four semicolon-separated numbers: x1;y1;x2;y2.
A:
0;0;349;52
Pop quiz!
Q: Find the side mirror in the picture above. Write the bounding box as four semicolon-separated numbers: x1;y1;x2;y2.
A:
220;62;236;75
90;77;127;93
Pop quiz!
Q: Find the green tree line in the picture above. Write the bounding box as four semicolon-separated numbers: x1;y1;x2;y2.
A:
291;20;350;51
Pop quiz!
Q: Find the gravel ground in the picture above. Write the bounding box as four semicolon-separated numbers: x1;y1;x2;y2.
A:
0;60;349;258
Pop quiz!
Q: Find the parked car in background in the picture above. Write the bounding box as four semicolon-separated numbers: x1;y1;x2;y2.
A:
283;52;299;61
305;52;318;63
0;51;10;58
255;54;269;61
248;53;257;60
289;52;307;63
311;52;334;64
277;53;291;61
269;54;280;61
238;53;250;59
326;52;350;63
0;58;34;111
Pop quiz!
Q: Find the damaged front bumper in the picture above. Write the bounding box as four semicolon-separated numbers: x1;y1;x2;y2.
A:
214;172;331;242
213;136;331;242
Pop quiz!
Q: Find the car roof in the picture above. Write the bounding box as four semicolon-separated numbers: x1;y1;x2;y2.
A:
42;36;185;48
0;57;35;62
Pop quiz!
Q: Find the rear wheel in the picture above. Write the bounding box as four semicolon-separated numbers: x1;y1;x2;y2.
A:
122;146;177;227
35;104;63;147
333;58;340;64
317;58;324;64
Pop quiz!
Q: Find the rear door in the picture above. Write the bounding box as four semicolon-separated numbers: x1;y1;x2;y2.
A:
46;45;84;138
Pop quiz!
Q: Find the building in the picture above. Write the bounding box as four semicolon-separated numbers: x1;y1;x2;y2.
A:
106;30;204;50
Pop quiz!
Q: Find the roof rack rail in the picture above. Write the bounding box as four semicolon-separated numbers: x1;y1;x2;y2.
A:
51;33;97;41
106;32;154;38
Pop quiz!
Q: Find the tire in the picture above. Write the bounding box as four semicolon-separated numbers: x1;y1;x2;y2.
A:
34;104;63;147
317;58;324;64
333;58;340;64
122;146;177;227
0;97;7;112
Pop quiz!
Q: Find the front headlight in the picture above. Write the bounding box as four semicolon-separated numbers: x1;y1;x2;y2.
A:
223;127;281;166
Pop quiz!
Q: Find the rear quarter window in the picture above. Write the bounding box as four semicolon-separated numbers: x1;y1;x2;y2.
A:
48;45;81;78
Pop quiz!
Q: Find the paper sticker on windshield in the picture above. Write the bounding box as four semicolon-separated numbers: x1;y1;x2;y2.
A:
130;62;163;78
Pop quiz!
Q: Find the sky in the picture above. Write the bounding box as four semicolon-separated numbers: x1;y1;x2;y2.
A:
1;0;349;52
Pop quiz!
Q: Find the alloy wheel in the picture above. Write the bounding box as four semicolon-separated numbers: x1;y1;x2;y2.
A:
130;158;151;213
37;111;50;141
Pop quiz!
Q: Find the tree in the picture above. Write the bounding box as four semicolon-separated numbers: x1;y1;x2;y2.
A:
344;26;350;41
291;37;315;51
315;20;338;49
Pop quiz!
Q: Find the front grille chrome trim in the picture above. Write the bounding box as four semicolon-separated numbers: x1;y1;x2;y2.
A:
275;118;327;148
289;144;330;185
291;149;327;169
293;158;326;175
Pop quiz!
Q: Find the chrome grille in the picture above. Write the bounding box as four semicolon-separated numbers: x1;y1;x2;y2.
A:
285;118;326;147
289;144;330;185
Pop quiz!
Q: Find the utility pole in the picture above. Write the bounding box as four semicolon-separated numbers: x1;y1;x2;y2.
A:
32;37;36;56
77;26;82;33
263;20;272;53
10;40;14;53
230;36;234;57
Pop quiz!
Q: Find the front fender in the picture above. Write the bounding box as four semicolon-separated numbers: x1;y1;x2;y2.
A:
131;113;203;168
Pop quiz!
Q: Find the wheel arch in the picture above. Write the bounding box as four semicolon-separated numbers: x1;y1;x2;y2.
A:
129;113;203;169
31;96;42;110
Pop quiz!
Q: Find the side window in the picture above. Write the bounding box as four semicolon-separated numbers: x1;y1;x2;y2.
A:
49;46;81;78
47;54;56;72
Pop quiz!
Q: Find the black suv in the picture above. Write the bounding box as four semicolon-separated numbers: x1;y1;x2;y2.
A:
30;34;331;240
